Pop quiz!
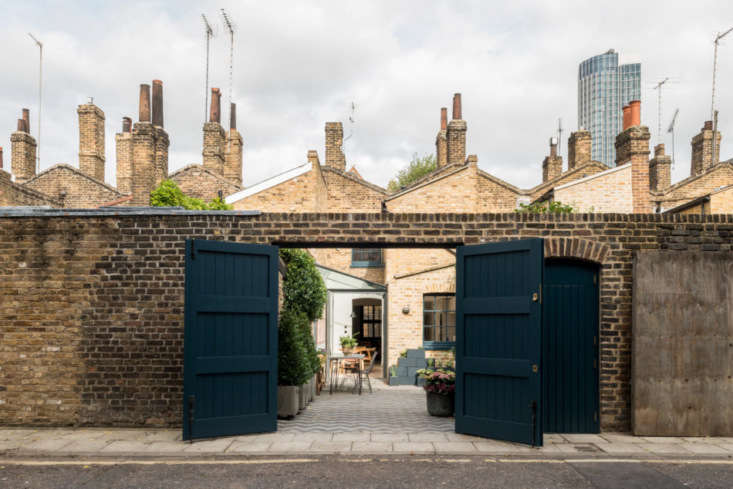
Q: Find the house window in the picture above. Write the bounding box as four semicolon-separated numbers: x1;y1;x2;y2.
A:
351;248;384;268
423;294;456;349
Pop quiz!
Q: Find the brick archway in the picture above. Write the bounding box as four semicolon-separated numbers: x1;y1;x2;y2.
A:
544;237;610;264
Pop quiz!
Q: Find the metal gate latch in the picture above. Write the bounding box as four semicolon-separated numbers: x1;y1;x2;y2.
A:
532;292;538;302
532;364;538;373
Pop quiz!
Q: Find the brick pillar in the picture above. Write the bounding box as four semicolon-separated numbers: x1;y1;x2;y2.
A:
649;143;671;193
325;122;345;170
690;121;721;176
542;137;563;182
446;94;466;165
131;84;155;205
77;103;106;181
435;107;448;168
615;125;651;213
115;117;133;195
153;127;169;186
203;88;225;175
567;130;591;170
11;111;36;184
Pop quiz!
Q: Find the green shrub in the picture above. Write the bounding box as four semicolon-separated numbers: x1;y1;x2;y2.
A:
515;201;573;214
149;180;233;210
279;249;327;322
296;314;320;376
278;310;310;386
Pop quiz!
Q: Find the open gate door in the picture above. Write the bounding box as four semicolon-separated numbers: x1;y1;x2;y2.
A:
183;240;278;441
455;239;544;446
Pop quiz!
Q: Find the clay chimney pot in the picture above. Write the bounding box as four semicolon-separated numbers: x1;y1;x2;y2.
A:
629;100;641;127
122;117;132;133
622;105;631;131
209;88;221;123
230;102;237;131
151;80;164;127
440;107;447;130
139;84;151;122
703;120;713;131
452;93;462;120
22;108;30;133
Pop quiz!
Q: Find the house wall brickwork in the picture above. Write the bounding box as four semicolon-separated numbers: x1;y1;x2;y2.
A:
0;170;59;207
3;211;728;431
568;130;591;171
710;186;733;212
657;163;733;210
169;165;241;203
554;165;633;213
691;121;721;175
24;165;123;208
308;247;385;284
321;168;385;212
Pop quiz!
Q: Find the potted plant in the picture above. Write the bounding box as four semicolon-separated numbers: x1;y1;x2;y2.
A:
277;310;310;419
417;366;456;417
339;335;357;355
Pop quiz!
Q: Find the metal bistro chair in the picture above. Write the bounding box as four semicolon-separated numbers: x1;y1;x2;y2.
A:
358;352;379;394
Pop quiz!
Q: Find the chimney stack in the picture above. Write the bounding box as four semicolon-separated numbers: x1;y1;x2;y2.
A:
649;143;672;192
435;107;448;168
122;116;132;133
151;80;164;127
567;130;592;170
690;120;721;175
615;103;651;212
209;88;221;123
77;102;106;181
116;117;134;195
224;102;243;186
139;84;151;122
446;93;467;165
622;104;631;131
542;137;563;182
11;108;37;184
324;122;346;170
0;146;3;170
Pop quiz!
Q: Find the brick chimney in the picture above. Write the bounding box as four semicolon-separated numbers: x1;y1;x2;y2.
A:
690;120;721;176
11;108;37;184
649;143;672;192
203;88;226;175
567;130;591;170
150;80;169;186
131;84;156;205
435;107;448;168
77;102;106;181
615;102;651;213
542;137;563;182
446;93;467;165
325;122;345;170
116;117;134;195
0;146;3;170
224;102;243;186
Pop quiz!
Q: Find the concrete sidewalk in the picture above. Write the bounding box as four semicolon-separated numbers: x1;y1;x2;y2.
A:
2;428;733;459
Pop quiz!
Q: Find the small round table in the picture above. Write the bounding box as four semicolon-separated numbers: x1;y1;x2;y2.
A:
328;354;365;395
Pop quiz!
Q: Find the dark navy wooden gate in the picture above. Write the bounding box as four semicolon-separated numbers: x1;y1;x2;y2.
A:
542;259;599;433
183;240;278;441
455;239;544;446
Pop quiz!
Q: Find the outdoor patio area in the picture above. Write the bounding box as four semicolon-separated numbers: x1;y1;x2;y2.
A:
279;382;453;433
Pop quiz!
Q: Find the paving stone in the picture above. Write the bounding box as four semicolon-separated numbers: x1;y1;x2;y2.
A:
680;443;730;454
445;433;485;442
246;433;296;442
393;442;435;454
182;439;234;452
599;433;642;443
60;439;114;452
20;438;74;452
712;443;733;452
290;432;334;442
310;441;352;452
226;442;273;453
538;444;581;453
408;432;449;442
473;442;532;453
100;440;151;453
145;441;188;453
268;441;314;452
562;434;608;444
0;441;21;450
596;443;649;454
351;442;393;452
332;432;370;441
543;434;567;443
433;441;477;454
638;443;693;455
371;433;408;442
642;436;685;444
0;430;38;441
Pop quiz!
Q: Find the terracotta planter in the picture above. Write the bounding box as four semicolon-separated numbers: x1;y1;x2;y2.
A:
277;386;299;419
426;391;454;417
342;346;353;355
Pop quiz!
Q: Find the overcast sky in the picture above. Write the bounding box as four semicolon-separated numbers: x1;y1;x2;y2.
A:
2;1;732;190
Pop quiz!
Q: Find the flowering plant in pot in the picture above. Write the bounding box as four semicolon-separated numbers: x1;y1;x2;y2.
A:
339;335;357;355
416;366;455;416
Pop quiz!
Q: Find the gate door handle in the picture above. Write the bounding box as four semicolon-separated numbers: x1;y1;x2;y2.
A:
532;364;538;373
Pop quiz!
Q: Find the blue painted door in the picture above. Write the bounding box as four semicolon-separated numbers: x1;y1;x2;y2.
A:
542;259;599;433
455;239;544;446
183;239;278;441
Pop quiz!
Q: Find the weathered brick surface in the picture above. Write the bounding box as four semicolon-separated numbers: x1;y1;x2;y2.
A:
657;163;733;210
308;247;385;284
691;122;721;175
2;212;732;431
10;131;36;184
0;170;59;207
169;164;241;203
554;164;633;213
24;165;123;208
77;104;106;182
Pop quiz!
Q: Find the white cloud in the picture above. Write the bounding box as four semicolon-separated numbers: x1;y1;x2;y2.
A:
1;1;732;191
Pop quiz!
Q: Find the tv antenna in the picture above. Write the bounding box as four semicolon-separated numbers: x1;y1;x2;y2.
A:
653;78;669;142
557;118;563;160
343;102;356;145
28;32;43;173
711;26;733;122
221;9;236;125
667;108;679;169
201;14;215;122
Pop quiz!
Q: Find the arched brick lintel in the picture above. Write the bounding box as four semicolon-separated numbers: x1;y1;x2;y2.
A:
544;237;610;264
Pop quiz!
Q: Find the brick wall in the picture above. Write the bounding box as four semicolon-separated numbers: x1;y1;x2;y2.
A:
554;165;633;213
77;104;106;182
322;168;385;212
2;211;732;431
0;170;59;207
10;131;36;184
24;165;122;208
170;165;241;203
308;247;385;284
658;163;733;210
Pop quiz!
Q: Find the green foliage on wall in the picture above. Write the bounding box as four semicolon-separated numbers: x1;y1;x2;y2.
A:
387;153;437;192
280;249;327;322
278;310;311;386
516;201;574;214
149;180;233;210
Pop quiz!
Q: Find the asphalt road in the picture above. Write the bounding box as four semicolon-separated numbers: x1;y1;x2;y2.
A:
1;456;732;489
